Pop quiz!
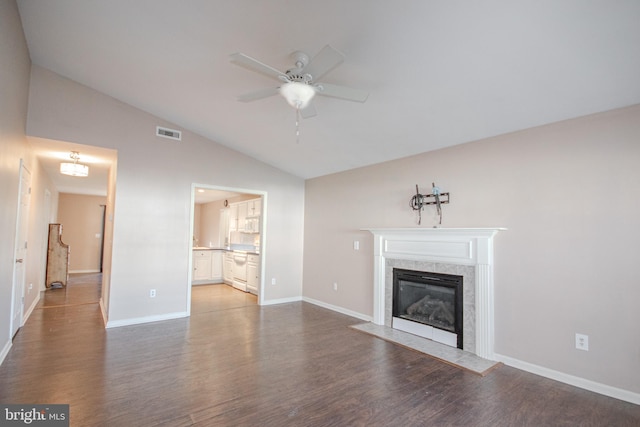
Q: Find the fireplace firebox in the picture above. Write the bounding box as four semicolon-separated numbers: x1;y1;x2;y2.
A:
392;268;463;349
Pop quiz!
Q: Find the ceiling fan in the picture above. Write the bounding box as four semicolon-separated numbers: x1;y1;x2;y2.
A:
230;45;368;119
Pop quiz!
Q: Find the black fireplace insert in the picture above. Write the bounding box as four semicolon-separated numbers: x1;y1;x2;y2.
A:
392;268;463;349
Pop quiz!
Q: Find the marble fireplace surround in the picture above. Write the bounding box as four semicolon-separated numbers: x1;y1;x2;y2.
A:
365;228;505;360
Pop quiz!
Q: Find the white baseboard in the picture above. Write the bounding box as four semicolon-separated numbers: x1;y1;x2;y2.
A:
260;296;302;306
99;298;108;326
106;311;188;328
494;353;640;405
302;297;373;322
22;292;40;325
0;339;11;366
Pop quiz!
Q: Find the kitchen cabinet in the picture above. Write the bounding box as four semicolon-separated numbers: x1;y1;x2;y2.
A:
223;251;234;284
247;198;261;217
244;198;260;233
238;202;248;231
211;251;223;280
192;249;223;284
229;203;238;232
228;198;261;233
193;250;212;281
247;254;260;295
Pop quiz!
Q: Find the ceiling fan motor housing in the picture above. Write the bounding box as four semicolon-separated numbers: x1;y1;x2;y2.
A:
291;51;310;69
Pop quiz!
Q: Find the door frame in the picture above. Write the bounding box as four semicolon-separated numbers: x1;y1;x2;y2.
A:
11;160;31;337
187;183;267;314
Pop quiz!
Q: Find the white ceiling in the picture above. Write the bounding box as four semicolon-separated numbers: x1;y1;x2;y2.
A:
17;0;640;192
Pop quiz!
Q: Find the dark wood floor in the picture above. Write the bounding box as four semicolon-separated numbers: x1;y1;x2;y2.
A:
1;274;638;426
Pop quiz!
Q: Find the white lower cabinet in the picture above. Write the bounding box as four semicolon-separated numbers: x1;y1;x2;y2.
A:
222;251;259;294
247;254;260;295
223;251;234;284
193;250;212;281
211;251;222;281
192;250;223;284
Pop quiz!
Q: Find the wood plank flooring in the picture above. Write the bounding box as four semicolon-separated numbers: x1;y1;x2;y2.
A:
1;274;639;426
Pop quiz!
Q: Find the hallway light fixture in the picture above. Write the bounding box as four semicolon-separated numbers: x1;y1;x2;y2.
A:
60;151;89;177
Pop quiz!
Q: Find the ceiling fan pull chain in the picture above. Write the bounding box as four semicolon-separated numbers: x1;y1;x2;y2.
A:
295;107;301;143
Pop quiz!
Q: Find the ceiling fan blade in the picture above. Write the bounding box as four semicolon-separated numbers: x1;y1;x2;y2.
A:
237;87;279;102
315;83;369;103
230;52;287;81
303;45;345;81
300;103;317;119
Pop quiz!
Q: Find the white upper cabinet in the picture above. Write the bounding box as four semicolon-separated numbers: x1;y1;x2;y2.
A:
247;198;261;217
229;198;261;233
229;203;239;232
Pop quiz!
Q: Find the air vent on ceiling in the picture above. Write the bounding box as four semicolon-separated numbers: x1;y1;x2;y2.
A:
156;126;182;141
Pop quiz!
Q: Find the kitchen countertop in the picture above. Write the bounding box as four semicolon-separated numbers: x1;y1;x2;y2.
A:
193;247;228;250
193;247;259;255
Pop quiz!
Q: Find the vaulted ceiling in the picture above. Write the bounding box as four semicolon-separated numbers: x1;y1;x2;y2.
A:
17;1;640;183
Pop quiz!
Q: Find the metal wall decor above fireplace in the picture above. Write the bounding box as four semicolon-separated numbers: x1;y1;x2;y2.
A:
393;268;463;349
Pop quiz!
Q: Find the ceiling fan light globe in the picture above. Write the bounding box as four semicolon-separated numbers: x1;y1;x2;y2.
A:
279;82;316;110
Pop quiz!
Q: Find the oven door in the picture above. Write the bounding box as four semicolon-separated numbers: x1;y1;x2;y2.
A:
233;253;247;281
232;252;248;291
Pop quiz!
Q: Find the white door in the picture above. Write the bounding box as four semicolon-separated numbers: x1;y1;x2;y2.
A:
11;162;31;337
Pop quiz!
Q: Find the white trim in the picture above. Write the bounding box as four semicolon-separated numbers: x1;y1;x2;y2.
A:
261;296;302;306
495;353;640;405
21;291;40;324
364;227;505;360
10;160;31;340
99;298;108;326
105;311;188;328
188;184;268;312
303;297;372;322
392;316;457;347
0;340;11;366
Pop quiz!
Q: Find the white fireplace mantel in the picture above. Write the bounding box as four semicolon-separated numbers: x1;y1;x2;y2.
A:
364;227;505;360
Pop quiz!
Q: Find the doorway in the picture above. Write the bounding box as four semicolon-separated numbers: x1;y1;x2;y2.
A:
188;184;266;314
29;138;117;325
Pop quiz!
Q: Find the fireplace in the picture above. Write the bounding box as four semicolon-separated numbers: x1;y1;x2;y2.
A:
365;227;505;359
392;268;463;349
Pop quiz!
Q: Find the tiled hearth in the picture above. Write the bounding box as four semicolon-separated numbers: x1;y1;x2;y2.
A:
350;322;498;375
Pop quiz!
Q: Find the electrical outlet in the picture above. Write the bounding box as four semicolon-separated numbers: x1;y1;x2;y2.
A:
575;333;589;351
333;282;338;291
271;278;276;285
150;289;156;298
353;240;360;250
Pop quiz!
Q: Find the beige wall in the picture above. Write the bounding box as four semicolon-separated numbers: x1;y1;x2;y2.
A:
0;0;60;359
57;193;107;272
26;65;306;325
0;0;31;355
303;105;640;396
